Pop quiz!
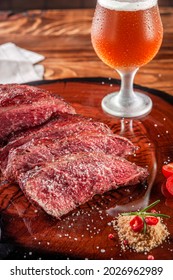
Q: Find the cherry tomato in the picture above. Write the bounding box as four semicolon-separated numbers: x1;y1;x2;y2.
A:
161;182;173;198
130;216;144;232
162;162;173;178
145;216;159;225
166;175;173;195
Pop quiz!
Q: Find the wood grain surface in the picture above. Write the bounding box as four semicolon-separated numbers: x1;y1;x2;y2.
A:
0;78;173;260
0;0;172;10
0;7;172;96
0;0;97;10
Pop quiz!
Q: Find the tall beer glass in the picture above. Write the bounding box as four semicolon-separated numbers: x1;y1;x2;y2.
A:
91;0;163;118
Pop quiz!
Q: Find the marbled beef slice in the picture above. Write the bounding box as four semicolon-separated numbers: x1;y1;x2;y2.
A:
0;84;75;144
18;152;148;219
0;114;113;170
3;131;135;180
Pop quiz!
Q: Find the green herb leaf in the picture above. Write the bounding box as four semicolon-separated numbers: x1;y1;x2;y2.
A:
121;212;139;216
140;200;160;212
142;217;147;234
141;212;170;219
121;200;170;234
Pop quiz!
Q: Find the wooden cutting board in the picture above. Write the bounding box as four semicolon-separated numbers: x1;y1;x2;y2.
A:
0;77;173;260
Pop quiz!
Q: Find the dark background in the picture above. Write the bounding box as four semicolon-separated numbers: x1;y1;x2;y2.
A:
0;0;172;11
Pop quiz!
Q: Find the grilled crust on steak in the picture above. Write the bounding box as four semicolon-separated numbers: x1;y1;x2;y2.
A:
18;152;148;219
2;132;135;181
0;84;75;144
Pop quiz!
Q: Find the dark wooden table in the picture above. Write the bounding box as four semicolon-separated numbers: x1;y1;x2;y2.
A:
0;8;173;260
0;7;172;95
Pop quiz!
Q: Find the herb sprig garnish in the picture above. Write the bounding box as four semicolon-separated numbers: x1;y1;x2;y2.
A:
121;200;170;234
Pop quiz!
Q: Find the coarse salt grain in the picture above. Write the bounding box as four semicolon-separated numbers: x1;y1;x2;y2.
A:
113;215;170;253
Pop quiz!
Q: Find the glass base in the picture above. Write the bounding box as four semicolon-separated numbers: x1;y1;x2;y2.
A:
101;91;152;118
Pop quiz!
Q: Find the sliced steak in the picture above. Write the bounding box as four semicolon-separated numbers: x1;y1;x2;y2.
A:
0;84;75;144
0;114;113;169
18;152;148;219
3;132;135;180
0;84;53;106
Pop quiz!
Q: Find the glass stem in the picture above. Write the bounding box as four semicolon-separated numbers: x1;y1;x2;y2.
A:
116;68;138;107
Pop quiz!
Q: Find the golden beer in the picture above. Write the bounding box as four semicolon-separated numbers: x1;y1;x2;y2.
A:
91;1;163;69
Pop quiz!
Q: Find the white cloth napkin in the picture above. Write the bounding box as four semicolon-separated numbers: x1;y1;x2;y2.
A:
0;42;45;84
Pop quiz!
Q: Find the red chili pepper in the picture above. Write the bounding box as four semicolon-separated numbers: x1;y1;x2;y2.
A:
130;216;144;232
123;239;129;246
145;216;159;225
108;233;114;240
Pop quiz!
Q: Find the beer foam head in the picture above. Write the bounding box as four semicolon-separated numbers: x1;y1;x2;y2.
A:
98;0;157;11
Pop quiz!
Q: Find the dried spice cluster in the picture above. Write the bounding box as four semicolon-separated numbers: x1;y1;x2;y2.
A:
113;200;170;253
